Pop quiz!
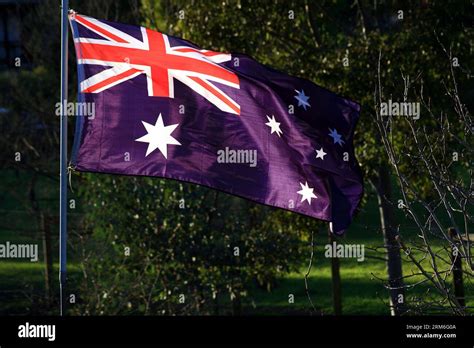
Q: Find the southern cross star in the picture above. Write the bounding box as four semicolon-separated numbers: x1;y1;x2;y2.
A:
135;113;181;158
328;128;344;146
297;181;317;205
294;89;311;110
265;115;283;137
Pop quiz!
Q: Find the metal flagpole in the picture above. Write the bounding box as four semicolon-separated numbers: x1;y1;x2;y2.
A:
59;0;69;316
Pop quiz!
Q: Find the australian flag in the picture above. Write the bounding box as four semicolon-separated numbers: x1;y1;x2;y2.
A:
69;13;363;234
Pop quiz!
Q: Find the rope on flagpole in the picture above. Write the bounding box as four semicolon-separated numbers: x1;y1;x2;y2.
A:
304;229;318;314
59;0;69;316
68;165;74;193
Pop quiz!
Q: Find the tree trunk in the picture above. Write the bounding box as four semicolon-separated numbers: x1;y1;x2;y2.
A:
42;214;53;305
448;228;465;308
213;293;219;315
376;165;405;315
328;228;342;315
231;290;242;316
28;173;53;306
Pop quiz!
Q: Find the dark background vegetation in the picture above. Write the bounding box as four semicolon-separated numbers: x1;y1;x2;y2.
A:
0;0;472;315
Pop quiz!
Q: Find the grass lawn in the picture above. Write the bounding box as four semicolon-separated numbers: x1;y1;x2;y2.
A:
244;192;473;315
1;170;472;315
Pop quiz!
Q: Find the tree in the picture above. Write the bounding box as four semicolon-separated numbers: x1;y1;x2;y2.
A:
145;0;472;314
374;42;473;314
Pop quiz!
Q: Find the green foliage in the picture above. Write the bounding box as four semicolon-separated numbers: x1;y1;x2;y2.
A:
2;0;471;315
74;174;309;314
71;0;473;315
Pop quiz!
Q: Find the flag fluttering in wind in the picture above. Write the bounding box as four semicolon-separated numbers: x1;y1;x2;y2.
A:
69;13;363;234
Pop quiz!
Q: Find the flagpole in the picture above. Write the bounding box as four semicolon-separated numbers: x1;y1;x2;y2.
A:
59;0;69;316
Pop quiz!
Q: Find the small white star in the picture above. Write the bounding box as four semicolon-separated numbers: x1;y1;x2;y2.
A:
328;128;345;146
297;181;317;205
315;147;327;160
135;113;181;158
265;115;283;137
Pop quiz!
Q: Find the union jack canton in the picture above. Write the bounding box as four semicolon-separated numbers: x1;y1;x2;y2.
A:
71;13;240;114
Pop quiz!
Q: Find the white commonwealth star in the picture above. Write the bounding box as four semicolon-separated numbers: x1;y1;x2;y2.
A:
265;115;283;137
135;113;181;158
315;147;327;160
297;181;317;205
